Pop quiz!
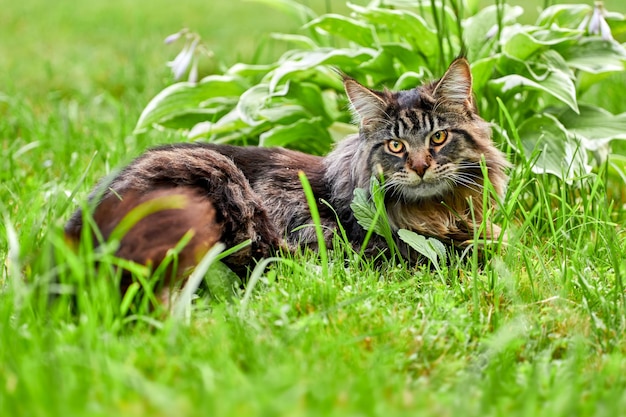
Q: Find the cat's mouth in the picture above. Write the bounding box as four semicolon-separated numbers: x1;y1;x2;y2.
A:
386;173;453;200
404;180;452;200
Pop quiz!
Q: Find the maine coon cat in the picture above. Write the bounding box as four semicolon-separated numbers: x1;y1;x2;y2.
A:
65;58;509;296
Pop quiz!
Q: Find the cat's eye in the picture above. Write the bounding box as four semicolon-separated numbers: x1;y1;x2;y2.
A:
387;140;406;154
431;130;449;146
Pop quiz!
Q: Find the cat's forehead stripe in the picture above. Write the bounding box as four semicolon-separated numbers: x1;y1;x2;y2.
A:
394;108;437;135
394;119;402;138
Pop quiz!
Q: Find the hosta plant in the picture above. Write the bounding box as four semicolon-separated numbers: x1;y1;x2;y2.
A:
136;0;626;182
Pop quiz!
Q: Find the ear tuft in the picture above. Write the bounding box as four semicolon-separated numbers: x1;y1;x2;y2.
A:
432;58;473;107
344;78;387;125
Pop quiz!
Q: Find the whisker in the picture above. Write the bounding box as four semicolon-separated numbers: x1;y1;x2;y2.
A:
448;173;484;193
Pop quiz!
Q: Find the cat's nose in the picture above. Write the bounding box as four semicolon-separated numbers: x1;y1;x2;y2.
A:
412;160;429;177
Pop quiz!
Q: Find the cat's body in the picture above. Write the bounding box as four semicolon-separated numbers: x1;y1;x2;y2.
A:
65;58;509;294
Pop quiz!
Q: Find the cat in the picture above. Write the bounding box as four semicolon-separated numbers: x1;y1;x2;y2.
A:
64;57;509;298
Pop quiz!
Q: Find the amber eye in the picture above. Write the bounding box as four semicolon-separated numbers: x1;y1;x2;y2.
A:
387;140;406;154
431;130;449;146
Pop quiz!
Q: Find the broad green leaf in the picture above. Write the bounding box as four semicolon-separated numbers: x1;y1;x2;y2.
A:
490;58;578;113
236;82;290;126
517;113;590;179
359;44;427;85
471;56;498;94
283;82;329;120
427;237;447;264
158;102;236;130
357;49;394;83
501;27;580;61
578;71;626;112
187;108;251;140
135;75;247;133
259;117;330;150
531;27;581;43
372;0;460;39
502;31;543;62
608;154;626;184
348;3;438;56
269;33;319;49
393;70;427;91
490;73;576;111
257;105;309;126
350;187;385;237
327;122;358;143
463;5;523;61
366;176;396;252
320;89;343;122
305;65;345;91
552;104;626;151
202;261;242;302
237;84;272;126
226;63;276;78
268;48;376;92
607;14;626;41
304;14;377;47
397;229;445;269
555;38;626;73
377;43;425;72
536;4;591;28
237;81;332;130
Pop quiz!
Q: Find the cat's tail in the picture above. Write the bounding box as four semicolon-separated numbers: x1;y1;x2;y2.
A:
64;187;226;301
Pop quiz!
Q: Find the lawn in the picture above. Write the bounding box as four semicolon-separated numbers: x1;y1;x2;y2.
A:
2;0;626;416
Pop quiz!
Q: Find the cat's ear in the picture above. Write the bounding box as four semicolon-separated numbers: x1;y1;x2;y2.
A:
343;77;387;126
432;58;473;108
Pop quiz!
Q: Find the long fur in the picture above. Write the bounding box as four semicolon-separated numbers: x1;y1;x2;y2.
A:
65;58;509;295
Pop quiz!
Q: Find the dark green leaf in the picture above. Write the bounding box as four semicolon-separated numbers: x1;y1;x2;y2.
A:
269;33;319;49
490;56;578;113
202;261;242;302
555;38;626;73
536;4;591;28
158;104;236;130
471;56;498;94
348;3;438;56
552;104;626;151
305;14;377;47
259;117;330;150
283;82;329;120
227;63;276;78
350;187;384;236
502;27;580;61
236;82;294;126
359;44;428;85
517;113;590;179
463;5;523;61
397;229;446;269
269;48;376;92
135;75;247;133
237;84;272;126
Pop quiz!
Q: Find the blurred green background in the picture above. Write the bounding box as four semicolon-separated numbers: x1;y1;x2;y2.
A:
2;0;625;106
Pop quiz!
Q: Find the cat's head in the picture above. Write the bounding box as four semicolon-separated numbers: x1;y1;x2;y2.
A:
344;58;508;202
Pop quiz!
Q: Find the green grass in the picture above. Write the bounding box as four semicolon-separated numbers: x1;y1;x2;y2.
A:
2;0;626;416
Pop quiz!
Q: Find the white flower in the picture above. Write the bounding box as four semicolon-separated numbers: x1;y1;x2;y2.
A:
167;38;199;80
580;1;614;41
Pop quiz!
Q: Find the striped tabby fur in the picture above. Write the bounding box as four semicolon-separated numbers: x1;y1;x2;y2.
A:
65;58;509;296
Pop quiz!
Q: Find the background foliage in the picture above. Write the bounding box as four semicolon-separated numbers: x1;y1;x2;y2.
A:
137;0;626;183
2;1;626;416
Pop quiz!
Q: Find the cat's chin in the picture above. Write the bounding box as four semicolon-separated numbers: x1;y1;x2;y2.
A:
398;182;453;201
